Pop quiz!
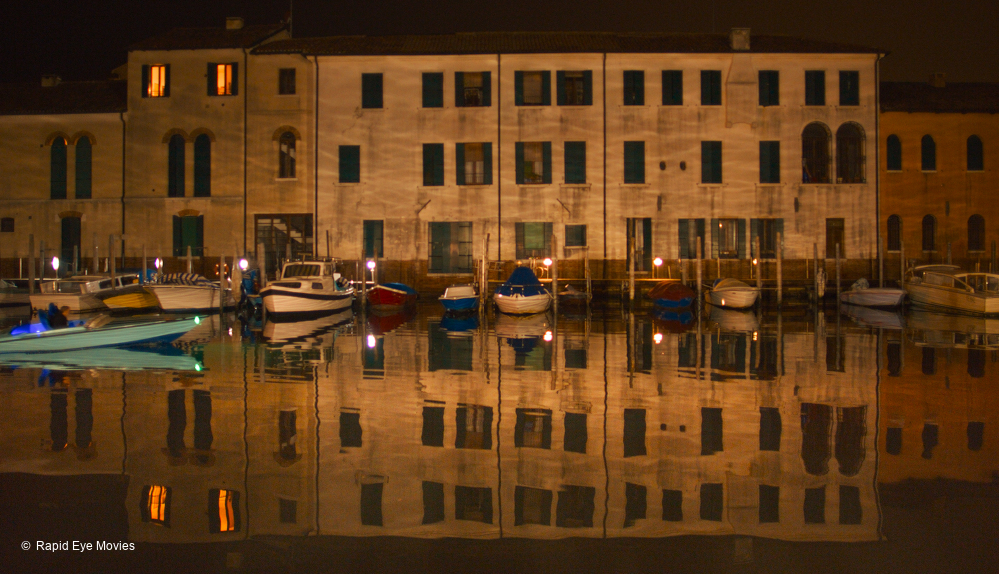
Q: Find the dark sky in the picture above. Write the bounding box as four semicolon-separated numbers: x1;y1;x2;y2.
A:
5;0;998;83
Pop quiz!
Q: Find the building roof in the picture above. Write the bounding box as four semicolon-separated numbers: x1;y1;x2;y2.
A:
0;80;126;116
880;82;999;114
129;23;287;51
252;31;883;57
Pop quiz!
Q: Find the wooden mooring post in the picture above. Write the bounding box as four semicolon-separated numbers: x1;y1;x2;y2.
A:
28;234;35;295
776;232;783;306
695;243;703;305
754;236;762;296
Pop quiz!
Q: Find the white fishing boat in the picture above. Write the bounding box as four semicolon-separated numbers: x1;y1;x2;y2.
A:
260;259;354;318
147;273;235;313
0;315;202;353
904;265;999;315
839;278;906;308
30;274;156;313
493;267;552;315
706;278;759;309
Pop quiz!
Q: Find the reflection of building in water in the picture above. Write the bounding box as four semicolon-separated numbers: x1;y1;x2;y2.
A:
0;311;880;543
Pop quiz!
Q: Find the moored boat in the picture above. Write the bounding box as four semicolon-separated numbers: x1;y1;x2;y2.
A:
147;273;235;313
494;267;552;315
839;278;906;308
30;274;155;313
366;282;418;311
260;259;355;318
439;284;478;312
706;278;759;309
0;315;202;353
646;280;695;308
904;265;999;315
0;279;29;308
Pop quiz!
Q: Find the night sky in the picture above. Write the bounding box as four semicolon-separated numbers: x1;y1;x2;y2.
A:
5;0;997;83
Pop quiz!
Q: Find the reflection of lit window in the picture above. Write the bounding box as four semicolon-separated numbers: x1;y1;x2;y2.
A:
142;485;171;526
146;65;168;97
209;489;240;533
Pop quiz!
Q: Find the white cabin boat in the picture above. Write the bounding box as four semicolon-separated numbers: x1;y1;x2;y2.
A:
904;265;999;315
147;273;235;313
260;259;354;318
30;274;155;313
706;278;759;309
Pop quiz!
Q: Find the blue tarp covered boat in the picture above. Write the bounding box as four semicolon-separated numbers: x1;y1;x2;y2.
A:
494;267;552;315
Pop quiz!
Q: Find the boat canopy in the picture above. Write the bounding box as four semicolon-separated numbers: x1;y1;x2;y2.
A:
496;267;548;297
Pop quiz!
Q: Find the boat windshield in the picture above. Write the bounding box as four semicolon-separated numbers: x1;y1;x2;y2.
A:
282;264;321;278
960;274;999;294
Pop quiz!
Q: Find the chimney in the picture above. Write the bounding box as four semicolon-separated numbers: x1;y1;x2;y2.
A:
929;73;946;88
41;75;61;87
729;28;751;51
226;17;244;30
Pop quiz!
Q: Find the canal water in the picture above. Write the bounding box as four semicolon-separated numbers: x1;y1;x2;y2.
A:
0;302;996;573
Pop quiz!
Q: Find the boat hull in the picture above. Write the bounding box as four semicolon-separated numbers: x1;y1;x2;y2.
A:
839;288;906;308
30;292;106;312
366;284;417;310
261;286;354;317
0;317;201;353
494;293;552;315
646;281;695;308
440;296;478;312
905;282;999;315
707;289;759;309
149;283;235;313
98;285;159;311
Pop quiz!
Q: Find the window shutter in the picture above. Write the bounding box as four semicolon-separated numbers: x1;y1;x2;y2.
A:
481;72;491;106
422;73;443;108
758;71;768;106
776;219;784;251
642;219;653;270
678;219;690;259
514;71;524;106
515;142;525;184
230;62;238;96
423;144;434;186
194;135;211;197
173;215;182;256
564;141;586;184
737;219;747;259
482;143;492;185
454;408;466;448
710;219;719;259
75;138;91;199
515;222;525;258
141;65;150;98
195;216;205;256
695;219;706;258
701;70;711;104
163;65;170;97
455;143;465;186
50;139;67;199
454;72;465;107
702;142;712;183
542;142;552;184
750;219;759;257
544;222;554;255
556;71;566;105
759;142;770;183
339;146;360;183
541;71;551;106
582;71;593;105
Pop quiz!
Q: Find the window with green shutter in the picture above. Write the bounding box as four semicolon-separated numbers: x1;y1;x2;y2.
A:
623;70;644;105
758;70;779;106
339;145;360;183
701;141;722;184
564;141;586;184
700;70;721;105
515;71;550;106
565;224;586;247
751;218;783;259
515;222;553;259
557;70;591;105
363;220;383;258
456;143;492;185
50;138;67;199
193;134;211;197
173;215;204;257
423;143;444;186
712;218;745;259
361;73;383;108
678;219;705;259
624;141;645;184
74;137;91;199
805;71;825;105
839;71;859;106
455;72;490;107
422;72;443;108
429;221;473;273
207;63;237;96
662;70;683;105
759;141;780;184
516;142;551;184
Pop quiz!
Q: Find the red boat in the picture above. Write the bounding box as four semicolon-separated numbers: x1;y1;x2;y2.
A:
365;283;418;311
646;280;695;308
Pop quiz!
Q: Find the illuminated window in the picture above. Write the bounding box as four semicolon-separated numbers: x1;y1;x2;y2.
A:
516;71;550;106
456;71;490;107
457;142;492;185
208;489;240;533
208;63;237;96
279;132;296;178
141;485;171;526
516;142;549;184
278;68;296;95
142;64;169;98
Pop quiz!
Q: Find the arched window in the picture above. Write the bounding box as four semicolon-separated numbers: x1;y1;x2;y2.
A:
193;134;211;197
75;137;92;199
836;123;865;183
967;135;984;171
51;137;67;199
968;214;985;251
279;132;296;179
922;215;936;251
887;215;902;251
802;122;830;183
921;135;936;171
886;134;901;171
168;134;185;197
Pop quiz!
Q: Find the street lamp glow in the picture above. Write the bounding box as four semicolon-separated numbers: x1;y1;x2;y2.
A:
653;332;663;344
238;258;249;271
543;330;553;342
154;258;163;269
543;258;552;267
367;334;377;348
653;257;663;267
366;260;376;270
51;256;59;271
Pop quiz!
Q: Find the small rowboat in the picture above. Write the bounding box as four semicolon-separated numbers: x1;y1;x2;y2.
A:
439;284;478;312
706;278;759;310
646;280;695;308
366;283;418;311
494;267;552;315
839;278;905;308
0;315;202;353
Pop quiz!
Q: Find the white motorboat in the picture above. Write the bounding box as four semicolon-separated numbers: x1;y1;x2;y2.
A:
839;278;906;308
30;274;156;313
0;279;29;308
147;273;235;313
706;278;759;309
260;259;355;318
439;284;479;312
904;265;999;315
494;267;552;315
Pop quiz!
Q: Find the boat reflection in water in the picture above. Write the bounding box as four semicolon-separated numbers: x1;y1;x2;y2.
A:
0;302;996;573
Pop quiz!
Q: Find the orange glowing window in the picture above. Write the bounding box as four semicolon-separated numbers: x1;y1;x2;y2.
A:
216;64;233;95
141;485;171;526
146;65;167;97
209;489;241;533
207;63;238;96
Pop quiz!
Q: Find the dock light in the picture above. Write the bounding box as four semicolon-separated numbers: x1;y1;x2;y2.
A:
543;258;552;267
194;316;201;325
543;330;553;342
653;257;663;267
51;256;59;271
654;332;663;344
367;334;377;348
238;258;249;271
752;258;758;266
154;258;163;269
366;260;376;270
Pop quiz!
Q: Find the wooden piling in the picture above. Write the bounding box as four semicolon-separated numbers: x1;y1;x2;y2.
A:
186;245;193;274
696;243;703;304
754;236;762;295
776;232;783;306
256;243;267;287
39;240;46;280
28;234;35;295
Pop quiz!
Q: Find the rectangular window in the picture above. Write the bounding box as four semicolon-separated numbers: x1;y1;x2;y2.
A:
361;73;383;108
751;218;783;259
339;412;362;447
700;483;723;521
839;71;860;106
624;483;647;528
360;483;383;526
564;347;587;369
423;143;444;186
712;218;745;259
363;220;383;258
826;218;845;258
556;485;595;528
421;406;445;447
623;70;644;105
515;408;553;449
759;407;782;451
142;64;169;98
515;222;553;259
172;215;204;257
516;142;552;184
624;141;645;184
141;485;171;526
422;72;443;108
422;482;445;524
339;145;360;183
564;141;586;184
678;218;706;259
759;141;781;183
804;486;826;524
759;485;780;523
455;405;492;449
759;70;779;106
0;217;13;233
662;489;683;521
701;141;722;183
557;70;592;105
209;489;241;533
428;221;473;273
701;407;723;455
623;408;646;457
455;71;490;107
278;68;296;95
456;142;492;185
565;224;586;248
840;485;862;525
515;486;553;526
256;214;313;276
701;70;722;105
805;71;826;105
515;71;550;106
662;70;683;105
564;412;587;454
208;63;237;96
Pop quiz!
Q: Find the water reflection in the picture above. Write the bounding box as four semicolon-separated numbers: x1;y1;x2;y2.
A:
1;302;997;571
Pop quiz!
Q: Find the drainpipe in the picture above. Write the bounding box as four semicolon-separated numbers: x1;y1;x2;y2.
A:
314;55;320;259
875;52;884;286
602;53;607;277
120;111;126;262
496;53;502;263
243;48;249;254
